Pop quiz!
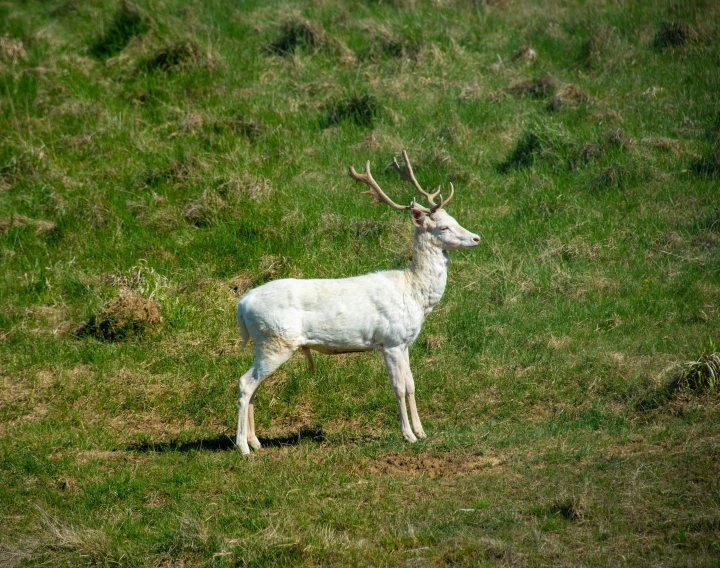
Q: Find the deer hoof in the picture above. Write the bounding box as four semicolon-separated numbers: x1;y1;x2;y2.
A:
403;431;418;443
249;436;262;451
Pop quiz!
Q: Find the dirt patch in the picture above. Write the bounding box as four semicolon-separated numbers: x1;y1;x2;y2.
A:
72;289;162;341
363;452;503;478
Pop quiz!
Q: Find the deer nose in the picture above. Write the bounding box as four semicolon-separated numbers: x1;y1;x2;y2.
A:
473;236;480;243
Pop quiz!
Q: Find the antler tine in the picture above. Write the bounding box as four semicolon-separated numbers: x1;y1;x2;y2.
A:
349;161;431;213
390;150;441;207
427;185;442;203
430;182;454;213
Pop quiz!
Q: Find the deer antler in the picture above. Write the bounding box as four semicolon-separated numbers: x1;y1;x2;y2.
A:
431;183;454;213
390;150;453;212
349;160;431;213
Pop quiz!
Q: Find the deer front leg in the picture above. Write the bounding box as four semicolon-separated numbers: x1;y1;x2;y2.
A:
403;347;426;438
384;346;417;443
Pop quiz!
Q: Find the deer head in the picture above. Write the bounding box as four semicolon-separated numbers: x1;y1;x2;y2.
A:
349;151;480;250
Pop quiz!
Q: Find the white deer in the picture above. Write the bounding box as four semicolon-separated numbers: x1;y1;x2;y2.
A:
235;151;480;454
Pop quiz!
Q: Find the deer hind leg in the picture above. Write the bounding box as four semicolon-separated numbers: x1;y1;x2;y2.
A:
248;393;260;451
383;346;417;443
236;345;295;455
403;347;426;438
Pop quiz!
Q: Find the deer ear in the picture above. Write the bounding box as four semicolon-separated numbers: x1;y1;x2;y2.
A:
410;208;427;228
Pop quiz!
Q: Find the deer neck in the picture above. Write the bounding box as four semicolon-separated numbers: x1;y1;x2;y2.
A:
406;230;449;313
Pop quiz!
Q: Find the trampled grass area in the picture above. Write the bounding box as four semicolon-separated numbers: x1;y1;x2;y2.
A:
1;0;719;565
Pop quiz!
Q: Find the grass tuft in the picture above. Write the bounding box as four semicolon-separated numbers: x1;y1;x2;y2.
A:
214;114;265;141
89;1;148;60
653;21;698;49
0;34;28;65
507;74;557;99
637;352;719;411
266;18;326;56
691;146;720;177
72;289;162;341
676;352;720;393
550;494;584;521
183;190;225;227
580;26;613;68
325;93;380;128
590;164;633;190
140;38;207;73
604;127;633;149
360;30;421;62
546;84;591;111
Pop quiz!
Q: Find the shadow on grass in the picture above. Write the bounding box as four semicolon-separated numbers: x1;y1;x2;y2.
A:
125;428;325;453
636;353;719;412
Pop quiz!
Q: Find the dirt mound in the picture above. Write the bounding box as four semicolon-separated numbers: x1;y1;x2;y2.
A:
73;289;162;341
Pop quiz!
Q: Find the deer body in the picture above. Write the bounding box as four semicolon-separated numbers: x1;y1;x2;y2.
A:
235;153;479;455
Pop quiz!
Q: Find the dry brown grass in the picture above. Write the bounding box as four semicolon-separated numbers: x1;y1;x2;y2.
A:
547;84;591;111
0;215;56;235
361;451;504;478
221;171;275;202
72;289;162;341
581;26;614;68
0;35;27;65
507;74;557;99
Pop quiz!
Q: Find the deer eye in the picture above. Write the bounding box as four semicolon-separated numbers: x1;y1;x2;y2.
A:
440;226;450;231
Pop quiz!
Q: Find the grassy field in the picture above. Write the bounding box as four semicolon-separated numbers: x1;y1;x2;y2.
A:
1;0;720;565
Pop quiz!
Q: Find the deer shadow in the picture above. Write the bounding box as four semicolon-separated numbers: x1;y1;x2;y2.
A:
125;427;325;453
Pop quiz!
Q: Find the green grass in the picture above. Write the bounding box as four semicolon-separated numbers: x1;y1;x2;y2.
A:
1;0;720;565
